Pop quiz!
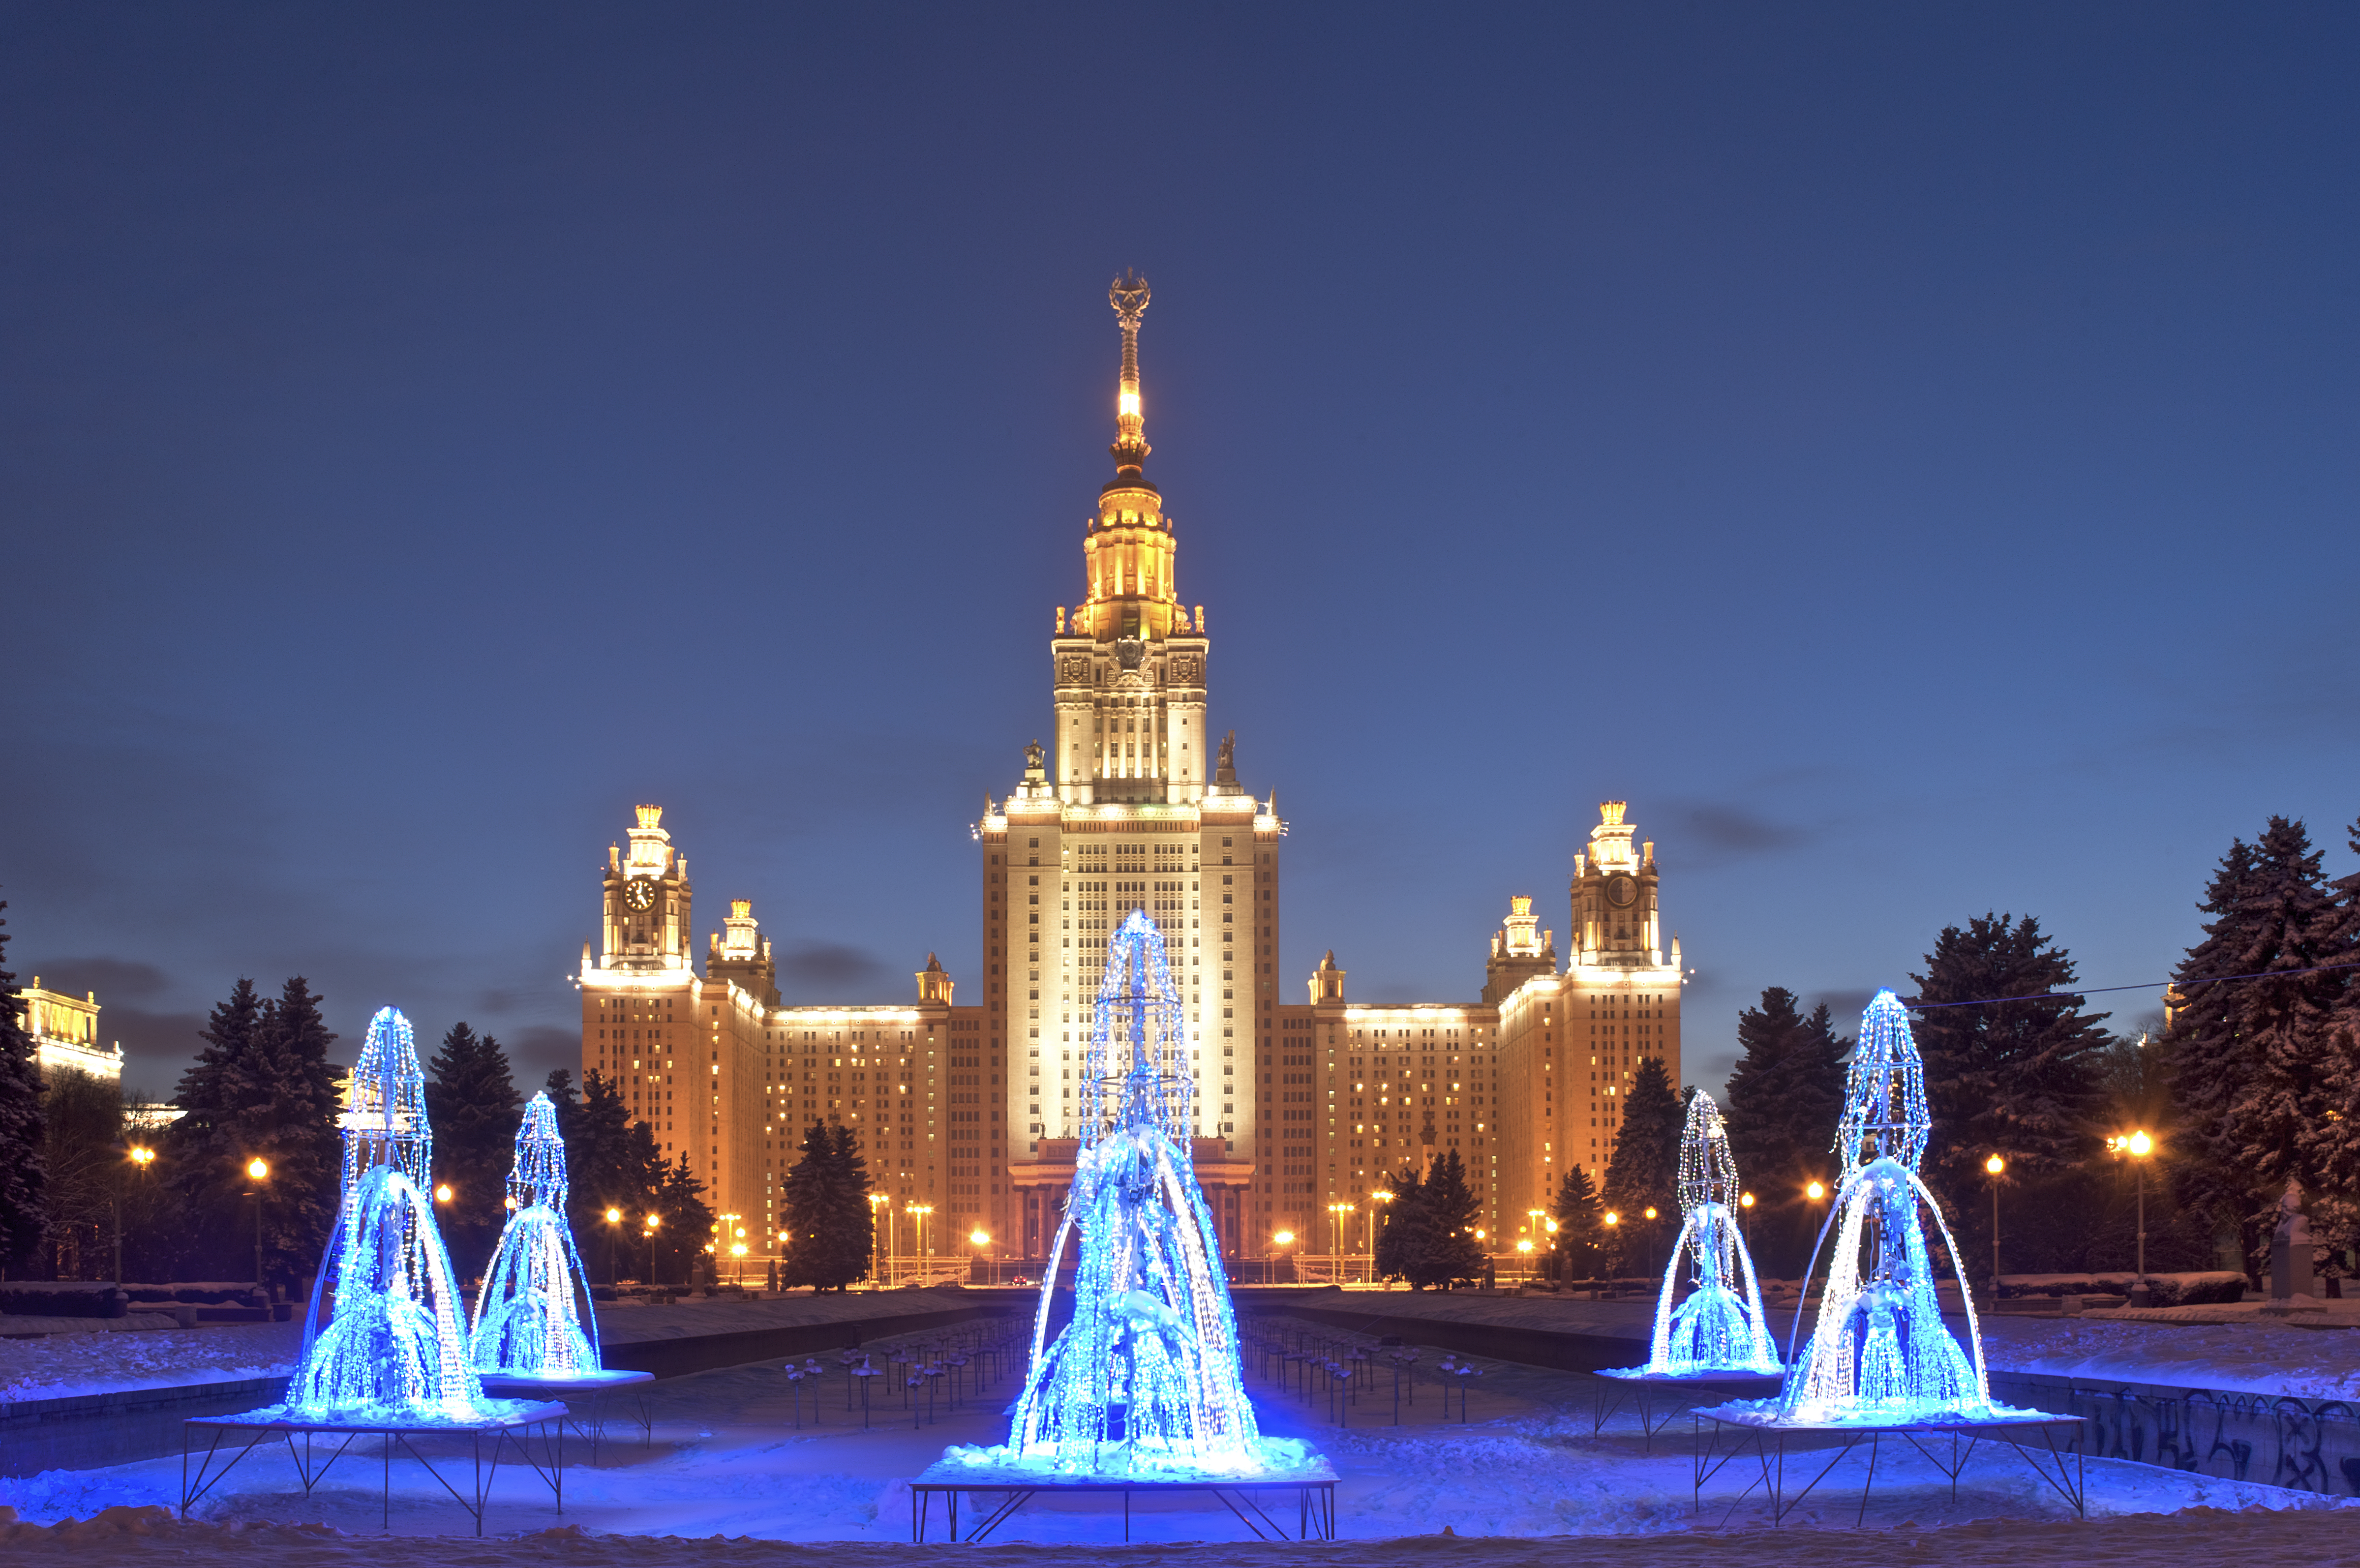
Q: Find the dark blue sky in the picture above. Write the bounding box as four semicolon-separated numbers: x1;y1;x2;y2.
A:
5;5;2355;1097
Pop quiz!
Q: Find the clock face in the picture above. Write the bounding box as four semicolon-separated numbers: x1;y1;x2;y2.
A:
1605;873;1638;909
623;877;658;912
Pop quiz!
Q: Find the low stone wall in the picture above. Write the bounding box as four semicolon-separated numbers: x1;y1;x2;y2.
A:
0;1376;292;1478
1991;1370;2360;1498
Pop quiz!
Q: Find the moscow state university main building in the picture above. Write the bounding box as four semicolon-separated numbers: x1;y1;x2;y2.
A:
577;277;1687;1273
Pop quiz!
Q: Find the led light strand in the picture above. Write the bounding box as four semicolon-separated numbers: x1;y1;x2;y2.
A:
1639;1091;1780;1375
989;910;1294;1478
469;1091;603;1376
290;1007;499;1422
1777;989;1996;1424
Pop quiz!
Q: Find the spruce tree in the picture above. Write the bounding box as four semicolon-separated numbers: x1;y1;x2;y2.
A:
1549;1164;1604;1280
651;1152;715;1286
2304;814;2360;1248
542;1068;579;1144
1602;1056;1681;1274
828;1123;875;1288
1415;1150;1485;1288
164;978;270;1278
2166;833;2262;1233
561;1070;666;1279
1372;1162;1424;1284
2175;819;2351;1265
249;977;342;1290
0;900;47;1273
2166;818;2360;1273
1911;914;2110;1214
424;1022;522;1277
1725;989;1848;1191
1723;989;1849;1274
781;1119;872;1291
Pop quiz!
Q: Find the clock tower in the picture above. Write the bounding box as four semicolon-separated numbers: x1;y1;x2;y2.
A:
1570;801;1660;965
601;804;693;973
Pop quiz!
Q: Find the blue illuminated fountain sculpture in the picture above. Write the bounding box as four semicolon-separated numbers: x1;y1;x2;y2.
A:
1633;1092;1782;1376
1770;989;2000;1421
949;910;1310;1480
289;1007;504;1421
469;1092;602;1377
1686;993;2082;1523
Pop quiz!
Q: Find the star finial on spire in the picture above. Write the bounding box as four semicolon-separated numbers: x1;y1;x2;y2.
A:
1109;270;1151;481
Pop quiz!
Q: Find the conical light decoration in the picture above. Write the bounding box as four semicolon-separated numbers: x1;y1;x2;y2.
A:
1637;1091;1780;1374
290;1007;498;1421
1779;990;1993;1421
987;910;1300;1477
469;1091;603;1376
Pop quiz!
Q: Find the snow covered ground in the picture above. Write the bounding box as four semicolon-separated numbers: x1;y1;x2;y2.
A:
1975;1311;2360;1400
0;1506;2354;1568
0;1321;301;1406
1;1325;2349;1546
1280;1287;2360;1401
0;1288;1003;1407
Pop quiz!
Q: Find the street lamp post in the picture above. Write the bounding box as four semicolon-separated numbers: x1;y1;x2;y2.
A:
1327;1203;1355;1281
867;1193;890;1287
1642;1206;1660;1278
2108;1133;2154;1304
118;1144;154;1286
905;1203;933;1283
245;1158;271;1292
644;1214;661;1284
1984;1154;2006;1302
605;1207;623;1284
969;1229;993;1286
1738;1191;1755;1251
1369;1190;1393;1284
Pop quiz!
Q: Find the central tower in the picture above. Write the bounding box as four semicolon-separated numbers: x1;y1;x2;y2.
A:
980;275;1272;1265
1050;272;1211;805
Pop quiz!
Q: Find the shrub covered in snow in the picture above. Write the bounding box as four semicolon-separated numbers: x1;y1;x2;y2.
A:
1998;1271;2246;1305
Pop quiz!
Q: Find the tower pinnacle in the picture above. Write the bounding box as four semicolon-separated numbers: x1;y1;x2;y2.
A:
1109;270;1151;482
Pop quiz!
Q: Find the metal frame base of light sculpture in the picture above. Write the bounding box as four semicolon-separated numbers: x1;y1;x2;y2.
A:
1709;991;2059;1431
469;1090;603;1378
277;1007;515;1425
943;910;1317;1481
1604;1090;1781;1381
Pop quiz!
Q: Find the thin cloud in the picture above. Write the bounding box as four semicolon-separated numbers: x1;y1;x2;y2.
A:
1669;803;1812;858
32;957;173;1001
777;940;891;994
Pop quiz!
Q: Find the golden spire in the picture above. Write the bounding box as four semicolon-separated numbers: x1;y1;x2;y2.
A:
1109;270;1151;483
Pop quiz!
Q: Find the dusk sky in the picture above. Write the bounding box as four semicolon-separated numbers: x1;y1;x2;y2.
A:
4;6;2355;1099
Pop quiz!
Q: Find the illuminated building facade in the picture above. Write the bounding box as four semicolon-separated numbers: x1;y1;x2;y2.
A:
1268;802;1684;1269
575;279;1684;1276
977;272;1264;1263
23;979;123;1082
577;807;980;1269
